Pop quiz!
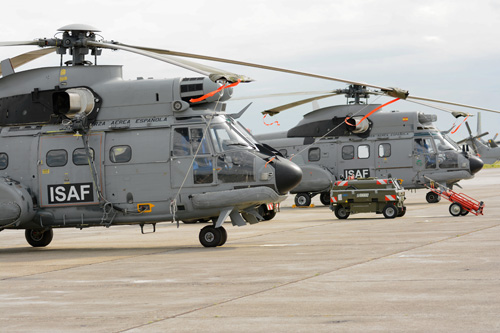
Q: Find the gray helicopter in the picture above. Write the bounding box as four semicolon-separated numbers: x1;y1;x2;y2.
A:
253;85;494;205
0;24;302;248
452;113;500;165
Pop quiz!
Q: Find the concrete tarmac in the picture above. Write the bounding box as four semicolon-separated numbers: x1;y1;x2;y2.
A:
1;169;500;332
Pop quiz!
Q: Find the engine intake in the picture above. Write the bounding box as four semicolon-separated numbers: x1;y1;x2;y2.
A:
180;77;232;104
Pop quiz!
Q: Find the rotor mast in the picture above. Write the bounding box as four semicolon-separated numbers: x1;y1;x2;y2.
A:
343;85;370;104
52;24;102;66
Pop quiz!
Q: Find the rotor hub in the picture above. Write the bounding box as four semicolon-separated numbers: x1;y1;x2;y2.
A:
51;24;102;65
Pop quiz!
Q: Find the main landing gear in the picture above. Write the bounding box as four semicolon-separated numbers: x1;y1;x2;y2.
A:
294;192;331;207
199;225;227;247
25;228;53;247
426;191;441;203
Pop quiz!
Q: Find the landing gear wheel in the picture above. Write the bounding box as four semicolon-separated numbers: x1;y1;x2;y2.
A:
199;226;223;247
263;210;277;221
25;229;53;247
294;193;311;207
258;204;277;221
218;226;228;246
426;191;440;203
449;203;462;217
397;206;407;217
334;205;350;219
460;208;469;216
320;192;331;206
383;203;398;219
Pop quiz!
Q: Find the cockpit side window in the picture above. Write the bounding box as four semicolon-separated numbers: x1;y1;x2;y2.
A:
414;138;436;169
173;128;190;156
414;138;435;154
173;127;212;157
190;128;210;155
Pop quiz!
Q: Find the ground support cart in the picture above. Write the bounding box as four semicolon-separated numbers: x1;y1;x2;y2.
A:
329;178;406;219
424;178;484;217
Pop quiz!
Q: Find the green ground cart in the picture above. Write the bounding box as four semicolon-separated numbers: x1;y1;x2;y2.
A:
330;178;406;219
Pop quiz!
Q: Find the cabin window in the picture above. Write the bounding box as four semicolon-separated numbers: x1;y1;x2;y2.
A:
358;145;370;159
0;153;8;170
378;143;391;158
110;145;132;163
73;148;95;165
46;149;68;167
308;148;320;162
342;145;354;160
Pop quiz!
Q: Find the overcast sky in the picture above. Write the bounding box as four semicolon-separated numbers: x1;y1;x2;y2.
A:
1;0;500;139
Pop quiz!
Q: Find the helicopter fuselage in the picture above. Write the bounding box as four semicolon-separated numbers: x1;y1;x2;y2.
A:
256;104;483;205
0;65;302;241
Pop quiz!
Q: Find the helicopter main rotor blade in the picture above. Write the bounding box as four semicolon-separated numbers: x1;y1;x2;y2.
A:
392;95;470;118
262;93;340;116
0;47;56;76
119;43;500;116
0;40;40;47
230;90;336;101
89;41;252;83
406;95;500;115
117;43;390;89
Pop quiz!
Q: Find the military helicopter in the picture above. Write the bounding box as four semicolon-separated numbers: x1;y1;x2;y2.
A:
252;84;496;205
0;24;302;248
452;113;500;165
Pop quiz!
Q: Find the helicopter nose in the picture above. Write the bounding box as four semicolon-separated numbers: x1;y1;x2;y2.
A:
468;155;484;175
272;157;303;195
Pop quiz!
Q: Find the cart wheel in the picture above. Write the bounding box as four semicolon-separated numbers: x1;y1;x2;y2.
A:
449;203;462;217
460;207;469;216
334;205;350;219
383;203;398;219
397;206;407;217
426;191;440;203
294;193;311;207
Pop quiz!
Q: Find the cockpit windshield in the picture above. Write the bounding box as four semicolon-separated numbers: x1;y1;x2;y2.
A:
209;121;253;153
229;117;259;147
442;133;460;150
433;132;457;152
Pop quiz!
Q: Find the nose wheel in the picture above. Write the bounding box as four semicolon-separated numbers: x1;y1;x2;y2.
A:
199;225;227;247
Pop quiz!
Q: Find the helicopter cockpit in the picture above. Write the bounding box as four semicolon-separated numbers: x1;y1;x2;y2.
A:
413;131;483;175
